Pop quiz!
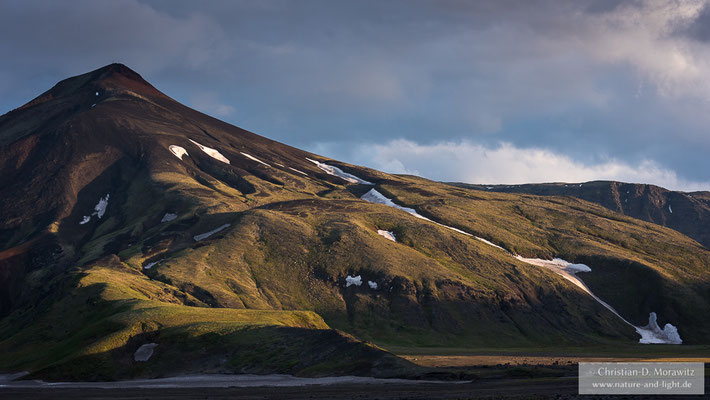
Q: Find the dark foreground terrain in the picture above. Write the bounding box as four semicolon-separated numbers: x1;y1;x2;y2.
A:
2;355;707;400
1;374;708;400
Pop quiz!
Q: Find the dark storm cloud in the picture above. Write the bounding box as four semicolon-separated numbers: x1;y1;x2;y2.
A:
0;0;708;190
676;2;710;42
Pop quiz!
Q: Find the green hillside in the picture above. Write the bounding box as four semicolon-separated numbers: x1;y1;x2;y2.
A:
1;64;708;380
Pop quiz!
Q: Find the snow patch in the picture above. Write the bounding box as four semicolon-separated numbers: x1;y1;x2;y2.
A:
377;230;396;242
80;194;109;224
193;223;231;241
510;255;682;344
95;91;99;96
362;189;429;221
169;145;188;160
513;256;593;293
289;167;308;175
240;152;270;167
514;256;592;274
668;204;673;213
486;186;494;190
134;343;158;362
636;312;682;344
306;158;372;184
143;261;158;270
368;280;378;289
189;139;230;164
94;194;110;218
161;213;178;223
91;104;96;108
345;275;362;287
475;237;505;251
361;188;472;236
275;162;285;167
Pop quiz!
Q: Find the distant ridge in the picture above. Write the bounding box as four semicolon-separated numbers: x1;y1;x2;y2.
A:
448;180;710;248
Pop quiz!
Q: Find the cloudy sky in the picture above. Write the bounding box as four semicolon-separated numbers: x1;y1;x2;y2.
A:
1;0;709;191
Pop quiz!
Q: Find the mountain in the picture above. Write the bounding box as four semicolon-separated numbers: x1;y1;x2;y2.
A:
1;64;709;381
448;181;710;248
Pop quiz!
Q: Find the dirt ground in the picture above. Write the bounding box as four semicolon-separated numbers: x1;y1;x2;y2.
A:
402;354;710;367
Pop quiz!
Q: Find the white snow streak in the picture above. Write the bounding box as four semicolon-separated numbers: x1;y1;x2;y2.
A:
289;167;308;175
668;204;673;213
306;158;372;184
193;223;231;241
362;188;472;236
368;281;379;289
240;152;270;167
143;261;158;270
377;230;396;242
362;189;430;221
475;237;505;251
506;255;681;344
514;256;593;294
79;216;91;225
169;145;188;160
189;139;230;164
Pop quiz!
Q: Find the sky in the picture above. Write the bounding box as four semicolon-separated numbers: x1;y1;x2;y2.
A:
1;0;709;191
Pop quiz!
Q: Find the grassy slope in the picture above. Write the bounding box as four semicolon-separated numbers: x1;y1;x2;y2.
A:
0;254;411;380
5;152;708;381
372;174;710;342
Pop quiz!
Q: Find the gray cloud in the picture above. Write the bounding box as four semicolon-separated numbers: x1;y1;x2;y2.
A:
0;0;708;189
675;2;710;41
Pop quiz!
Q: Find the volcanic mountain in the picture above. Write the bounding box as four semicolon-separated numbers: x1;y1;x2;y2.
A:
1;64;709;381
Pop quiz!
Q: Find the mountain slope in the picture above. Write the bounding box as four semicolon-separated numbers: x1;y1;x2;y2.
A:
448;181;710;248
1;64;709;380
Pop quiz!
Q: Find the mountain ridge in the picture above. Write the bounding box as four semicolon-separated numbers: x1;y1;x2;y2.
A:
448;180;710;248
1;64;708;380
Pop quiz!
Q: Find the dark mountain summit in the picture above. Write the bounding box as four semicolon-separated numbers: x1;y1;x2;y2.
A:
1;65;709;381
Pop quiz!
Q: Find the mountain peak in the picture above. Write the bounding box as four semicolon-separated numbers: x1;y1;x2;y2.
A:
91;63;147;84
16;63;162;112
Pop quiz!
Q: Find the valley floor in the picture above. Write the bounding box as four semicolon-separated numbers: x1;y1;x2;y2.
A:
1;374;708;400
2;348;708;399
392;344;710;368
